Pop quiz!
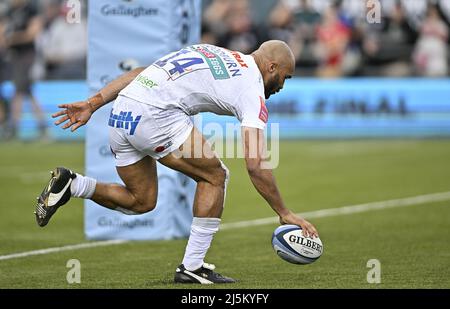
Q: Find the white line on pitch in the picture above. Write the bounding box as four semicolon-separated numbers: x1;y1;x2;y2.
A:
0;240;127;261
0;191;449;261
220;191;450;230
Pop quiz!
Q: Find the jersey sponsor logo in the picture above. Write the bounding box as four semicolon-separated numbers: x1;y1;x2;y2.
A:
195;48;215;59
135;74;158;88
154;141;173;153
108;110;142;135
154;45;245;80
259;96;269;123
208;45;243;77
230;51;248;68
192;46;230;80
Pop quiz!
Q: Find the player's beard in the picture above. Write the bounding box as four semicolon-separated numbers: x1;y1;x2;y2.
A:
265;73;280;99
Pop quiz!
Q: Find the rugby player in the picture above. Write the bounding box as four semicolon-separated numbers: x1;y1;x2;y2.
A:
35;40;319;284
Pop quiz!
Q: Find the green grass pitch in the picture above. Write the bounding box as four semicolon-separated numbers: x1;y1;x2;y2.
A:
0;140;449;288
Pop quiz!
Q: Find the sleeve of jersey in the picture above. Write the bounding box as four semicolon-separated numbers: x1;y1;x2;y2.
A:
239;92;269;130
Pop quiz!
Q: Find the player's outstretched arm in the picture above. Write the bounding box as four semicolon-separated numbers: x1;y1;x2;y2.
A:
52;67;145;132
241;126;319;238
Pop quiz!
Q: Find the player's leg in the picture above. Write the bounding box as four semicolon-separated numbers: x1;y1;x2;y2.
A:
35;156;158;227
159;127;228;218
10;49;35;138
29;94;47;138
35;96;162;226
90;156;158;214
158;127;234;284
10;92;23;138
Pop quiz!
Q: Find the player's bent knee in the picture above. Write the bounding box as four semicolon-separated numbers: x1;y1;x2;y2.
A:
133;203;156;214
211;161;229;188
132;197;157;214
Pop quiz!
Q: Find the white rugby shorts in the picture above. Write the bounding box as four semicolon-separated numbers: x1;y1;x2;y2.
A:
109;95;193;166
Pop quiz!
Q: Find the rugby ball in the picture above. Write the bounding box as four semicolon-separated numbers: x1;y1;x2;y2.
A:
272;225;323;264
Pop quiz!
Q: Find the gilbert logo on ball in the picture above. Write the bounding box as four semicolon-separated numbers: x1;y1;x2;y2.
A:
272;225;323;264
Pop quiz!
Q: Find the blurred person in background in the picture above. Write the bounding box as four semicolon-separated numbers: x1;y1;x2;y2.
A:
217;0;267;53
291;0;322;65
438;0;450;24
202;0;232;42
268;0;322;75
200;22;219;45
359;0;417;77
267;0;296;45
314;3;351;78
3;0;46;139
333;0;369;77
37;0;87;80
413;3;449;77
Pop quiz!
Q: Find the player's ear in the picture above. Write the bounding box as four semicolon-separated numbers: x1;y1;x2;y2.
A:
268;62;277;73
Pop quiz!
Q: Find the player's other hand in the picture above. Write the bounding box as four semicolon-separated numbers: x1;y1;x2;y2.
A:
279;211;319;238
52;101;93;132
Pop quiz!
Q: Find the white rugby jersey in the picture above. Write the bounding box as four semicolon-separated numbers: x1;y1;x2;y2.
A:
119;44;268;130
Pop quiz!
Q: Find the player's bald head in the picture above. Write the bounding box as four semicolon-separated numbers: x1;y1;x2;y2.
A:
251;40;295;99
254;40;295;72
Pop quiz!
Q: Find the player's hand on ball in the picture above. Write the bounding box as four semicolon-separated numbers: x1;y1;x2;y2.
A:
279;211;318;238
52;101;93;132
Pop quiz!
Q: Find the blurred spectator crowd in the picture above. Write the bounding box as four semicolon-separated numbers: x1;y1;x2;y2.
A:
202;0;450;78
0;0;448;82
0;0;448;140
0;0;87;82
0;0;86;139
